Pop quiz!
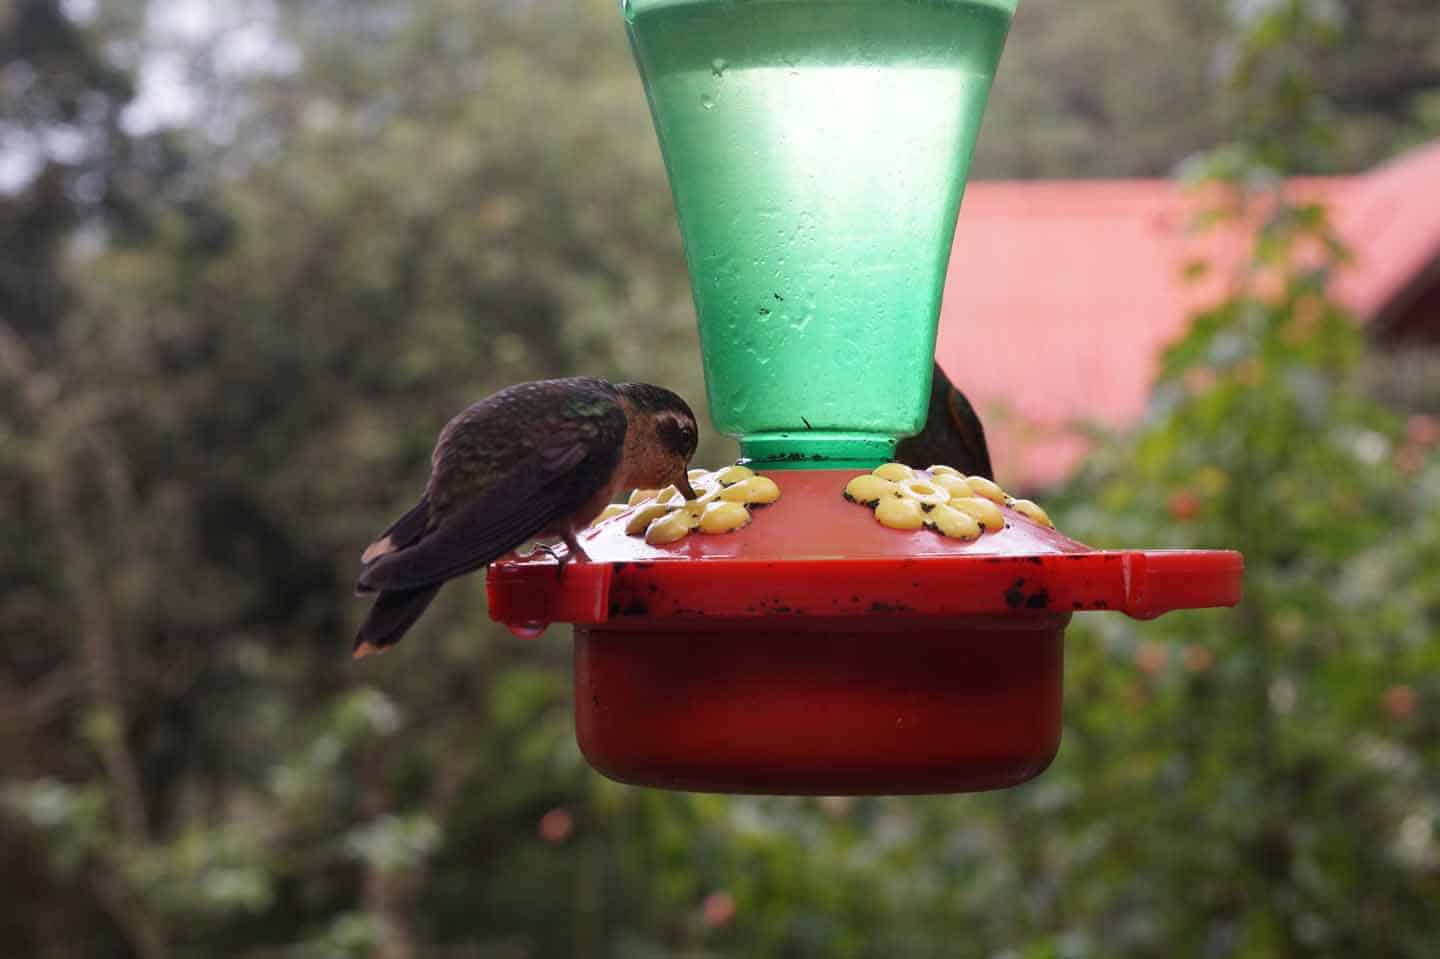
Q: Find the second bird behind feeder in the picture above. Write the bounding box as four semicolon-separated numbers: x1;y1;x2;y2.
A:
894;363;994;480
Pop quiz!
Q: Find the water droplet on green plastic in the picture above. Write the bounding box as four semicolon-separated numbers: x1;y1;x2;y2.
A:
711;58;728;78
701;94;715;110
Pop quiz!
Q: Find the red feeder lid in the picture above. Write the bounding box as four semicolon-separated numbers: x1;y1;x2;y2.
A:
486;469;1243;630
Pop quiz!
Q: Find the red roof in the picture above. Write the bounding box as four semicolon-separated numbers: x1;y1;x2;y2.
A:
936;140;1440;490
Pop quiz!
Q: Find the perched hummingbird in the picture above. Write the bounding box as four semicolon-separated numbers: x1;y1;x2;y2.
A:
354;377;699;658
894;363;994;479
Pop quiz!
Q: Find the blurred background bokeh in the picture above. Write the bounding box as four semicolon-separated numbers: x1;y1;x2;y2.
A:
2;0;1439;956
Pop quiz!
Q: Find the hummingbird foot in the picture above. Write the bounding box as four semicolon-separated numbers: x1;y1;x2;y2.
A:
533;542;566;566
560;531;590;564
533;534;589;578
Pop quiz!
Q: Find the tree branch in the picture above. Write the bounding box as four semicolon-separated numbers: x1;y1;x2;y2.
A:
0;318;169;958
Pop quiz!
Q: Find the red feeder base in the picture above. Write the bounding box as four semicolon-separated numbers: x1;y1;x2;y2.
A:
575;615;1065;794
488;469;1243;795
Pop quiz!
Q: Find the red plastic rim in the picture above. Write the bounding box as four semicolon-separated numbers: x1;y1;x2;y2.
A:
487;470;1243;628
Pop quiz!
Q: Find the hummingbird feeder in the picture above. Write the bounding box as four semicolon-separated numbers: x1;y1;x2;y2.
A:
487;0;1242;794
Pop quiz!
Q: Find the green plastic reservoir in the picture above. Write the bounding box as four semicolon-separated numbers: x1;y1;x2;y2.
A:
624;0;1016;467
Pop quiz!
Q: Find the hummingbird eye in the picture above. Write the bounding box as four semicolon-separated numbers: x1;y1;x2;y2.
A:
658;416;698;455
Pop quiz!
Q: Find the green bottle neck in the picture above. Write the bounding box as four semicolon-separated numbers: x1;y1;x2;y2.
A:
737;432;897;471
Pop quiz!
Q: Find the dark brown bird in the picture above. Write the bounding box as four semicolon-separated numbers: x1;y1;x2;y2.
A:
894;363;994;479
354;377;699;658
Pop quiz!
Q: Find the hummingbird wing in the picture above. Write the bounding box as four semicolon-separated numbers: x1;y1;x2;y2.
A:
355;428;623;594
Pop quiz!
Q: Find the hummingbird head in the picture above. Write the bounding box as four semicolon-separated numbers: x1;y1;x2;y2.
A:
615;382;700;499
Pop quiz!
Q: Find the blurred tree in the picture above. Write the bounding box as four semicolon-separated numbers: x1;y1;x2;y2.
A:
0;0;132;337
977;0;1234;177
4;0;702;955
0;0;212;339
975;0;1440;177
2;0;1439;956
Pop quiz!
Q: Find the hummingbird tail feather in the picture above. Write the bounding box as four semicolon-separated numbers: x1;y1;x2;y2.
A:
354;584;442;658
361;496;431;566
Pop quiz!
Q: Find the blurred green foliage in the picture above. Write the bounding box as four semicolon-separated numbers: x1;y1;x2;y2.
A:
1;0;1438;956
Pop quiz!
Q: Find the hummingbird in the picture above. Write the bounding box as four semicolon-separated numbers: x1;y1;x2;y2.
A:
894;363;994;479
354;377;699;658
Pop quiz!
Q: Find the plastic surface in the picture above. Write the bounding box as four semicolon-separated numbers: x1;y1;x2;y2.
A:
575;617;1064;794
624;0;1015;465
487;470;1243;793
488;471;1244;626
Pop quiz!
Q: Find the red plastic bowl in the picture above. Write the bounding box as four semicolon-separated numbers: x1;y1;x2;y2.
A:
488;470;1242;794
574;615;1065;794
